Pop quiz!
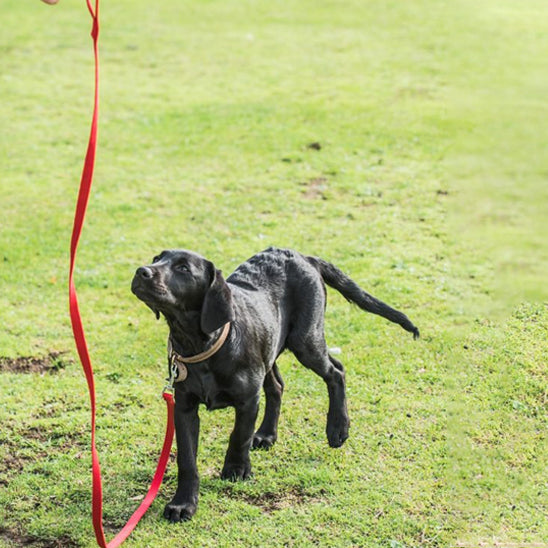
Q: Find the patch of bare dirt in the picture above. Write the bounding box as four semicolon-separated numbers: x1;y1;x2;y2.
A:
0;452;30;479
0;352;69;374
302;177;328;200
223;486;326;514
0;446;54;487
0;527;79;548
0;425;86;486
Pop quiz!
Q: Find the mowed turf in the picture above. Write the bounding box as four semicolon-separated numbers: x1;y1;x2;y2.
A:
0;1;546;547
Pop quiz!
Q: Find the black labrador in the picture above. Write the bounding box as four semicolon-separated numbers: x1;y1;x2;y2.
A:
131;247;419;522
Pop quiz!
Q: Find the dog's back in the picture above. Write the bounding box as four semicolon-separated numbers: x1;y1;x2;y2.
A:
227;247;299;290
227;246;419;339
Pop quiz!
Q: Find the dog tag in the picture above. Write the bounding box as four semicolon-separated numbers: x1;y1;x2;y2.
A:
173;359;188;382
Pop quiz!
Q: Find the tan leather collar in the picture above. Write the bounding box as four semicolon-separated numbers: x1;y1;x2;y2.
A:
168;322;231;382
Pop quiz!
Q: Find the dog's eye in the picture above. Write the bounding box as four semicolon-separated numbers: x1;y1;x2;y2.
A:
176;263;190;273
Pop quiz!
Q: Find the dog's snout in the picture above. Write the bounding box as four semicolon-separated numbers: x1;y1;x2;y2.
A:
136;266;154;279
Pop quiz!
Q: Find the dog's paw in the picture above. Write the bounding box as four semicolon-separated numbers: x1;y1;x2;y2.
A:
163;500;197;523
252;432;276;450
221;461;252;481
326;414;349;448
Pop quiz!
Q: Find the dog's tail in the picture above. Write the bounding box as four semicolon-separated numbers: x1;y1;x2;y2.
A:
307;256;420;339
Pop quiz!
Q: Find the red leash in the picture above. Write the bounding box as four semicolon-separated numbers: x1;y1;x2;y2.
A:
68;2;175;546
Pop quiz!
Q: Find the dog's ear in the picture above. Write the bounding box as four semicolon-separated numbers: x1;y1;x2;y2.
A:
201;265;234;334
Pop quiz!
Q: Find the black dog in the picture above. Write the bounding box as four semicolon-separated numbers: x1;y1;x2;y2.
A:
131;247;419;522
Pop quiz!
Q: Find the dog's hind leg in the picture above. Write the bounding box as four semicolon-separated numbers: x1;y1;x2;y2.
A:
288;336;349;448
253;363;284;450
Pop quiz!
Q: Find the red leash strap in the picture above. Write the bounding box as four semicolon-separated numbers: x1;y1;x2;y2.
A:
68;2;175;546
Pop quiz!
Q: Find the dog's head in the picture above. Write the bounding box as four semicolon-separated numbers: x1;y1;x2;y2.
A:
131;249;234;333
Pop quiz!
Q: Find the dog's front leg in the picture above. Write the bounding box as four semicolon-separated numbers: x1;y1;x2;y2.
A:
221;396;259;481
164;396;200;522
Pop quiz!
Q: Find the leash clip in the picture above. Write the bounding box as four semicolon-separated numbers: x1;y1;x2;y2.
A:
163;361;179;396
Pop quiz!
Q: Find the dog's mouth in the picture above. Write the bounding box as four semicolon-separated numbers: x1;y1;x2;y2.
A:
131;277;173;320
131;276;170;304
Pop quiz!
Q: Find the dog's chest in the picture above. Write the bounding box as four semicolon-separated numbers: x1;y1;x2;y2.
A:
180;366;235;410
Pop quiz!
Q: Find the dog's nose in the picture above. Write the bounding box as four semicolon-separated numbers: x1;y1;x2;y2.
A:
136;266;154;279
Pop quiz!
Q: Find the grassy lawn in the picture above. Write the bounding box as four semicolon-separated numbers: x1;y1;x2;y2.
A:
1;1;546;547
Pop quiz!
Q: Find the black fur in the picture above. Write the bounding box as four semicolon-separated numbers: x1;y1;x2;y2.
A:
131;247;419;522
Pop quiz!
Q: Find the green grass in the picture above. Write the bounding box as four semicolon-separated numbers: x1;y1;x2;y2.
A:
1;1;547;547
